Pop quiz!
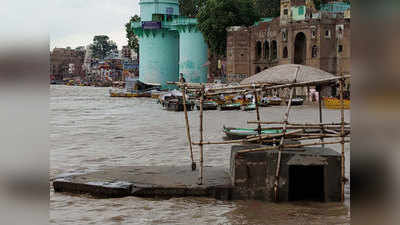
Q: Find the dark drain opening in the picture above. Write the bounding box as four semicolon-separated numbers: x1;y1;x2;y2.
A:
289;165;324;201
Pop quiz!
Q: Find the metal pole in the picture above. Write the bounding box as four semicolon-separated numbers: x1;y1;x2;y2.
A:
181;84;196;171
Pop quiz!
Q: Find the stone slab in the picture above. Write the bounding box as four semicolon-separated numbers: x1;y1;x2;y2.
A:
53;166;232;200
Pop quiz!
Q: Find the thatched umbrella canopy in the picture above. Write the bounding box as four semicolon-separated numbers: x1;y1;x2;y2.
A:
240;64;336;85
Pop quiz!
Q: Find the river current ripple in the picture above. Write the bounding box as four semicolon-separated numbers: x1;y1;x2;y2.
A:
50;85;350;225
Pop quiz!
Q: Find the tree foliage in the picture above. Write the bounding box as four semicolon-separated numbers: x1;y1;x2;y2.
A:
252;0;280;18
179;0;206;17
125;15;141;54
89;35;118;60
197;0;260;57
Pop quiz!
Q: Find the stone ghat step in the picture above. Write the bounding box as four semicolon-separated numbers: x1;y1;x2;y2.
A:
53;166;233;200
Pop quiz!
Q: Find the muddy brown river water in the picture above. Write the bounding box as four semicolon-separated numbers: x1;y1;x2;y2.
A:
50;85;350;224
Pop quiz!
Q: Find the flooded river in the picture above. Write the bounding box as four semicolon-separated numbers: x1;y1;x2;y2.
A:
50;85;350;224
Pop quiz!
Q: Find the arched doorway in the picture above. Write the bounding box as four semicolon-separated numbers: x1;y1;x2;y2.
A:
264;41;269;60
256;41;262;59
271;40;278;60
283;46;288;58
294;32;307;65
255;66;261;74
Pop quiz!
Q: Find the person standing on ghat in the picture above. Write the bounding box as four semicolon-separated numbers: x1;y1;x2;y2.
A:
179;73;186;83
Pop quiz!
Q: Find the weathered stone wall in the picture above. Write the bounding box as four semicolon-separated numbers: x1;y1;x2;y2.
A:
226;13;351;83
50;48;86;80
226;27;252;83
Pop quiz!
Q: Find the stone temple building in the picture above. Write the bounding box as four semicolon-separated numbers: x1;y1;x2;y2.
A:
50;47;86;81
226;0;351;83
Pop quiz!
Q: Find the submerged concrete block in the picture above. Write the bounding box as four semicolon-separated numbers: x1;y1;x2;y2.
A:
230;145;342;202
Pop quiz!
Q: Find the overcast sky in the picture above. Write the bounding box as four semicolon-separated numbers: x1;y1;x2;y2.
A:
49;0;140;50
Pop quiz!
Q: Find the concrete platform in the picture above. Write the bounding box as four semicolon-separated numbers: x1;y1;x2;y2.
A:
53;166;232;200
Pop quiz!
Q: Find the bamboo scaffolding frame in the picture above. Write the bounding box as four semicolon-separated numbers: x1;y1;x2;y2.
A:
168;73;351;201
203;75;352;96
181;84;196;170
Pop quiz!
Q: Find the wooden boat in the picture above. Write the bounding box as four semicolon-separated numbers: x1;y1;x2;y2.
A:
323;97;350;109
109;90;151;98
258;97;270;107
165;99;194;112
223;126;283;140
285;97;304;106
243;103;256;111
196;101;218;110
219;103;241;111
266;97;282;106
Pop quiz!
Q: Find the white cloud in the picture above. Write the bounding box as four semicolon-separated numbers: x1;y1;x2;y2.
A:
49;0;140;49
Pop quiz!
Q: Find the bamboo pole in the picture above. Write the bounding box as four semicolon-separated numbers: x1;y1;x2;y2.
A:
253;89;263;144
318;88;325;148
192;129;304;145
192;134;347;146
238;140;350;154
177;75;351;98
274;86;295;202
181;84;196;171
339;76;346;202
198;84;205;185
247;121;350;126
258;125;350;130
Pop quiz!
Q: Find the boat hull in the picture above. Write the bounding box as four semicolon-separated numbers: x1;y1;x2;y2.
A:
220;104;241;111
268;100;282;106
165;101;193;112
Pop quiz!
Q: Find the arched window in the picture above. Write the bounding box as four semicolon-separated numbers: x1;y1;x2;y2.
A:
312;45;318;58
264;41;269;59
271;40;278;60
256;41;262;59
338;45;343;53
283;46;288;58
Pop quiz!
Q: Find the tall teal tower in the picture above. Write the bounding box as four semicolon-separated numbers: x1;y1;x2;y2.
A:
132;0;208;88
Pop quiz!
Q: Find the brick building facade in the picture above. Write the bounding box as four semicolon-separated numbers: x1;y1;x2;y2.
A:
50;47;86;81
226;0;351;83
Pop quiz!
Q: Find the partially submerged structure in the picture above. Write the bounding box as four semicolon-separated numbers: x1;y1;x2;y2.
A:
53;66;351;202
173;65;350;202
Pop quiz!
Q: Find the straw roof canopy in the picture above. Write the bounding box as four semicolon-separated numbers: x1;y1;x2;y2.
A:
240;64;336;85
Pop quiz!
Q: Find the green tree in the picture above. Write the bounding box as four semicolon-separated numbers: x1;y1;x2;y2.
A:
252;0;280;18
197;0;259;56
125;15;141;54
179;0;206;17
89;35;118;59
